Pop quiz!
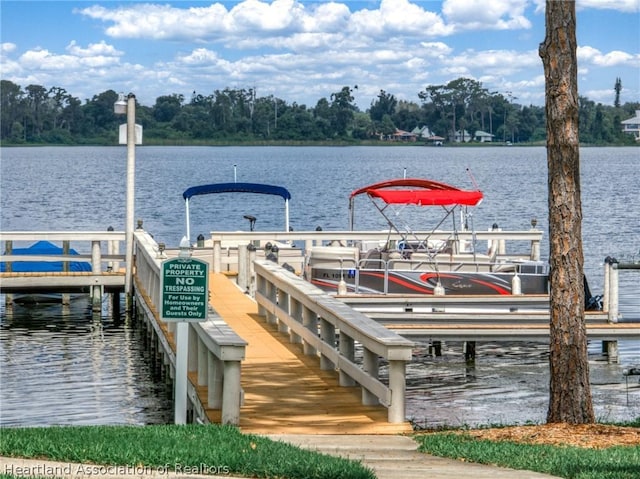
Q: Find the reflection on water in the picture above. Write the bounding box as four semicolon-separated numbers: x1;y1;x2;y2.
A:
1;290;638;428
404;284;640;428
0;296;173;426
405;339;639;428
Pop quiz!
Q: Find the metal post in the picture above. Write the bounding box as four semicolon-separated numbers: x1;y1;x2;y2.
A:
175;321;189;424
608;258;619;324
124;93;136;313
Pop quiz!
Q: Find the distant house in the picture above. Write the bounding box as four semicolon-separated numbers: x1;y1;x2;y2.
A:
412;126;444;145
411;126;435;139
450;130;472;143
621;110;640;141
474;130;495;143
390;129;417;142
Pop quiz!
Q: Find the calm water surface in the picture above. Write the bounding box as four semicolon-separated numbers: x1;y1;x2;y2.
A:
1;146;638;427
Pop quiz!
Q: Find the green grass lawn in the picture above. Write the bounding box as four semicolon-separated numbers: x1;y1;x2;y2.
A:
0;424;375;479
1;422;638;479
415;419;640;479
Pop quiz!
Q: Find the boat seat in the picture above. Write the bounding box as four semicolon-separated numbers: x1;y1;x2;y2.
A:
306;246;359;268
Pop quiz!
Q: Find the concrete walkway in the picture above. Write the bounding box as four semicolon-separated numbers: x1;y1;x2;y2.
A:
267;434;562;479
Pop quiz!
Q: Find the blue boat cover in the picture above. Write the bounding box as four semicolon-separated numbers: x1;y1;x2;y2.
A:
183;182;291;201
0;240;92;272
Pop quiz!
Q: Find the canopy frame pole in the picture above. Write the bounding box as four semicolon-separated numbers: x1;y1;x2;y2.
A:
185;198;191;241
285;199;290;232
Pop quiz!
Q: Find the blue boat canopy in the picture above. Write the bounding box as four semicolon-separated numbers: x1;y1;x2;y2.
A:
182;182;291;240
0;240;91;272
183;182;291;201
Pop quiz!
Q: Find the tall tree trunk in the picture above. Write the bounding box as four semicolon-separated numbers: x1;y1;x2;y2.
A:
539;0;594;424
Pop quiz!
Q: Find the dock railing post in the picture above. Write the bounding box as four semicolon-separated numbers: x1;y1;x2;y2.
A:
603;258;611;313
302;306;318;356
222;360;242;425
362;348;379;405
4;240;13;306
248;244;256;297
62;241;71;305
319;318;335;370
387;360;406;423
90;240;102;311
339;332;356;386
606;257;619;324
213;239;222;274
238;243;248;293
208;355;223;409
530;238;540;261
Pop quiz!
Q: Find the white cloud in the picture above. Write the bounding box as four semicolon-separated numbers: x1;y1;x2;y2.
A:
78;3;230;40
178;48;221;65
17;42;122;72
78;0;453;43
2;1;637;110
442;0;532;31
66;40;123;58
2;42;17;54
533;0;639;14
78;0;352;42
578;46;640;67
350;0;451;38
419;42;454;57
227;0;305;32
448;49;541;76
577;0;640;12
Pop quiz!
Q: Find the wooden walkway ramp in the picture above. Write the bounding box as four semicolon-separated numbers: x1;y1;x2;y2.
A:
204;272;412;435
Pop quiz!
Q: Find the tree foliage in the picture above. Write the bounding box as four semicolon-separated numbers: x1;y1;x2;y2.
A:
1;78;637;145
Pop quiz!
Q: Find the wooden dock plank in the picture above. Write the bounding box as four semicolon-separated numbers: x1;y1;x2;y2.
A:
207;273;412;435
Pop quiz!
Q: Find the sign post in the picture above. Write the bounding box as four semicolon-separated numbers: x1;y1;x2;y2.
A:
160;240;209;424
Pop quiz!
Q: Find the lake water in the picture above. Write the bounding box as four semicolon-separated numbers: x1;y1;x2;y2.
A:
1;145;638;427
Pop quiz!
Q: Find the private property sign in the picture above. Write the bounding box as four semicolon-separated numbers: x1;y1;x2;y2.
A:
160;257;209;322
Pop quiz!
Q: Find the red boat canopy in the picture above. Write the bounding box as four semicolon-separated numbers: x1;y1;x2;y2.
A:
350;178;483;206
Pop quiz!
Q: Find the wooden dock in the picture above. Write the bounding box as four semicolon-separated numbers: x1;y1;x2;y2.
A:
3;230;639;434
203;272;412;435
338;294;640;340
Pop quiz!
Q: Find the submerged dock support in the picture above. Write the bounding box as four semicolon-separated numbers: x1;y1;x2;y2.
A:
602;340;619;364
464;341;476;362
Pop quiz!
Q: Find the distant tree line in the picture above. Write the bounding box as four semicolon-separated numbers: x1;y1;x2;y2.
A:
1;78;637;145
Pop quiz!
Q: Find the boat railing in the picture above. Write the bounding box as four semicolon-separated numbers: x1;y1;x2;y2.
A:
253;259;414;423
209;229;544;271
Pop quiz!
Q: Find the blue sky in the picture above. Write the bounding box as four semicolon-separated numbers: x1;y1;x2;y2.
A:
1;0;638;109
